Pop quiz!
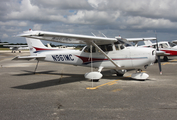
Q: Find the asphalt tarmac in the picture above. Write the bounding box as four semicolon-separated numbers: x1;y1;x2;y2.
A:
0;51;177;120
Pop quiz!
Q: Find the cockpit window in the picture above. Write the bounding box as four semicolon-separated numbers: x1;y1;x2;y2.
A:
168;42;176;47
159;43;168;48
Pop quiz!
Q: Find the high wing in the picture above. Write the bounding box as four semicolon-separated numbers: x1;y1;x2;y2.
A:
18;30;117;45
126;37;156;42
18;30;157;46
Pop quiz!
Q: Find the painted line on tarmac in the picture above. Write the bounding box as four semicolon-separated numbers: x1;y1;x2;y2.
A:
162;62;170;65
162;59;177;65
86;75;131;90
86;79;120;90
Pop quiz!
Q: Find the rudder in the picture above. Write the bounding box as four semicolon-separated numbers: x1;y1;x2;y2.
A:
26;38;47;56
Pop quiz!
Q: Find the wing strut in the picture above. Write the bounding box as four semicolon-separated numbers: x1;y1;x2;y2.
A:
91;41;121;68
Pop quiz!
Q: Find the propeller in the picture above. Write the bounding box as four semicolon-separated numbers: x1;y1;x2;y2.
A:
155;32;162;74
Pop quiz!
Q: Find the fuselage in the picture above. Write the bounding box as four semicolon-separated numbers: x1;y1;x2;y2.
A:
36;44;156;70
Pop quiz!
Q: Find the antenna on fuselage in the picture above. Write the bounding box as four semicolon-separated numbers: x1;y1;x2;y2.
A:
99;31;107;38
91;32;96;37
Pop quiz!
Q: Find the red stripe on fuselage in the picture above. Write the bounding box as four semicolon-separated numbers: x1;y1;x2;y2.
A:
161;50;177;56
33;47;59;51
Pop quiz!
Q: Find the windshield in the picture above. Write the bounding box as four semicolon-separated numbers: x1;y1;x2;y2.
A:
115;39;132;47
168;42;176;47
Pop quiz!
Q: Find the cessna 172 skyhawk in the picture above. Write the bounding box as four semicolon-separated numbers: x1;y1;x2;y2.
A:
13;30;157;81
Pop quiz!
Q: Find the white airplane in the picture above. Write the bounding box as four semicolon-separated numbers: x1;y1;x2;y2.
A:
3;45;29;53
141;40;177;61
13;30;157;81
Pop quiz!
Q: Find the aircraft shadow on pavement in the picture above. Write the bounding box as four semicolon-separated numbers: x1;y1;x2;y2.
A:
12;70;86;90
12;70;149;90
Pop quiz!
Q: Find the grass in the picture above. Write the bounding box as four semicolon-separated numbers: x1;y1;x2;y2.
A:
0;48;10;50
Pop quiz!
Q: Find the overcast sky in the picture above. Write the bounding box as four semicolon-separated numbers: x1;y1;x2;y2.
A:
1;0;177;44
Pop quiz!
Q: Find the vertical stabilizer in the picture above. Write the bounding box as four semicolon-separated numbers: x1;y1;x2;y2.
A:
26;38;47;56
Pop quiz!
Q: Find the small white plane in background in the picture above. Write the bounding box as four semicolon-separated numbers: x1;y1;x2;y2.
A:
142;40;177;61
3;45;29;53
13;30;157;81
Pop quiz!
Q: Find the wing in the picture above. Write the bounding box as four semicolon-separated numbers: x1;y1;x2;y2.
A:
18;30;117;45
126;37;156;42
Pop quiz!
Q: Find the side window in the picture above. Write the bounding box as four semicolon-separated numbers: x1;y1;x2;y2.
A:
98;44;113;52
152;45;156;48
159;44;163;48
84;46;96;53
163;43;168;48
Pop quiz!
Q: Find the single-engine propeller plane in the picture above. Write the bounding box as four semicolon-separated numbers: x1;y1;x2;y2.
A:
3;44;29;53
13;30;157;81
142;40;177;61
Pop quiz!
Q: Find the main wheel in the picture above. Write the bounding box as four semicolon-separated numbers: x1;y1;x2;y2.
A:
163;56;168;61
116;73;124;76
91;79;99;82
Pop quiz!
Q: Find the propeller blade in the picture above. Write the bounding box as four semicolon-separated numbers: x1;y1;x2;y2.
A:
155;31;162;74
157;56;162;74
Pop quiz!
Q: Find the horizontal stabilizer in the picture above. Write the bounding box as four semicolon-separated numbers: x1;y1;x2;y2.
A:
12;55;46;60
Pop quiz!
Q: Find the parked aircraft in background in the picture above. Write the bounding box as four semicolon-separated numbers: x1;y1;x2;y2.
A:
142;40;177;61
13;30;157;81
3;45;29;53
172;40;177;45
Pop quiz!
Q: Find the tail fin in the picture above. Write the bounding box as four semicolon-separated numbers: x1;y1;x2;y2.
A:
144;40;152;45
26;38;47;56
